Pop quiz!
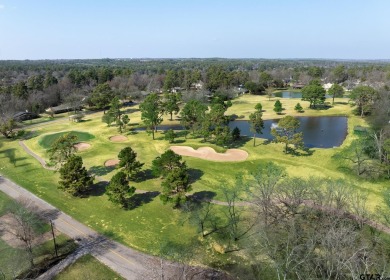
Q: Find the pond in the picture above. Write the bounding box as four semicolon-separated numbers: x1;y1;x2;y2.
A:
273;91;333;99
228;116;348;148
134;116;348;148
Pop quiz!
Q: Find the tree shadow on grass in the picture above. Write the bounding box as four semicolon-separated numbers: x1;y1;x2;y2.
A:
228;136;252;148
127;191;160;210
0;148;28;167
188;168;204;184
136;168;155;182
89;165;115;176
288;147;315;157
188;191;217;204
84;181;108;197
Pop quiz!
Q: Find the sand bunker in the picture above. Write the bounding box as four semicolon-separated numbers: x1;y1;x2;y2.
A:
170;146;248;162
104;159;120;167
109;135;127;142
74;142;91;151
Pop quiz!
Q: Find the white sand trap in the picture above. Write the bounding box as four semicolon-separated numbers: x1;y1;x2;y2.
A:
74;142;91;151
104;159;120;167
170;146;248;162
109;135;127;142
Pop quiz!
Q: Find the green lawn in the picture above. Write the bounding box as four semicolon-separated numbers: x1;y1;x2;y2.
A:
55;254;124;280
38;131;95;149
0;192;76;279
0;93;389;265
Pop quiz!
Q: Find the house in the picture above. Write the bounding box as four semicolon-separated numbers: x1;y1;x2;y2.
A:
292;83;305;89
13;111;39;122
45;103;83;115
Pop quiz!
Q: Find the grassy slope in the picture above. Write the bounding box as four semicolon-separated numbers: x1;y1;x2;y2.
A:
0;95;388;259
55;254;124;280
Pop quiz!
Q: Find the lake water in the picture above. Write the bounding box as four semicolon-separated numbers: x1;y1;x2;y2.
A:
274;91;333;99
228;116;348;148
135;116;348;148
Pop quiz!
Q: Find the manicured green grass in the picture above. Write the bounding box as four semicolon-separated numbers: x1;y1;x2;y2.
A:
54;254;124;280
0;93;389;266
38;131;95;149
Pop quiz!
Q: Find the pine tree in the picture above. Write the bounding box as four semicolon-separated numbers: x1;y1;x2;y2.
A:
294;103;303;113
273;100;283;114
59;155;94;196
160;165;191;208
118;147;144;180
106;171;136;208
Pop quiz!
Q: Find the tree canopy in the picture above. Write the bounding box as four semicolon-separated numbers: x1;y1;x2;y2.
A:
271;116;303;153
139;93;163;140
301;80;326;108
58;155;94;196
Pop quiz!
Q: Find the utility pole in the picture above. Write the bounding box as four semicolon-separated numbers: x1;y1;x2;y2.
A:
50;220;58;257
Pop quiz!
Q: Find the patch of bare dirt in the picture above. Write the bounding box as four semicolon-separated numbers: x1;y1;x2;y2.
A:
170;146;248;161
104;159;120;167
0;213;55;248
109;135;127;142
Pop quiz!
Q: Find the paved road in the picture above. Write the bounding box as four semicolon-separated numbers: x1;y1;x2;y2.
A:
0;176;159;280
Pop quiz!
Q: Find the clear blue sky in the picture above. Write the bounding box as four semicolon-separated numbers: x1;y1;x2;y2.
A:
0;0;389;60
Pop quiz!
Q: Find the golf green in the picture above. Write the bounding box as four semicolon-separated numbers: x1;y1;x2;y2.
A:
39;131;95;149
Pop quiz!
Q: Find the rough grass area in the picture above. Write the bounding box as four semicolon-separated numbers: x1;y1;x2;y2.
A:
38;131;95;149
0;94;389;266
55;254;124;280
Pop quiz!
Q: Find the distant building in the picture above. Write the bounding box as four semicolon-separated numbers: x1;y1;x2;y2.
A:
13;111;39;122
292;83;305;89
45;103;83;114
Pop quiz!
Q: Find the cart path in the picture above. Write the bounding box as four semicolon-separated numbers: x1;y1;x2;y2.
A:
0;176;161;280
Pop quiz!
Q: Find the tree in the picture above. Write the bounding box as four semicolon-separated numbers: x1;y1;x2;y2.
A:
106;171;136;208
162;93;181;121
89;83;114;113
255;103;263;112
118;147;144;180
107;96;122;122
160;165;191;208
301;80;326;108
266;87;274;101
349;86;377;117
139;93;163;140
214;125;231;146
232;126;241;141
259;71;273;87
102;112;115;127
0;200;41;268
116;114;130;133
250;162;285;226
0;117;17;138
271;116;303;153
244;81;264;95
273;100;283;114
152;150;185;177
294;102;303;113
328;84;344;104
58;155;94;196
164;129;176;143
48;133;78;166
180;99;207;135
332;65;348;83
249;111;264;146
333;139;372;176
